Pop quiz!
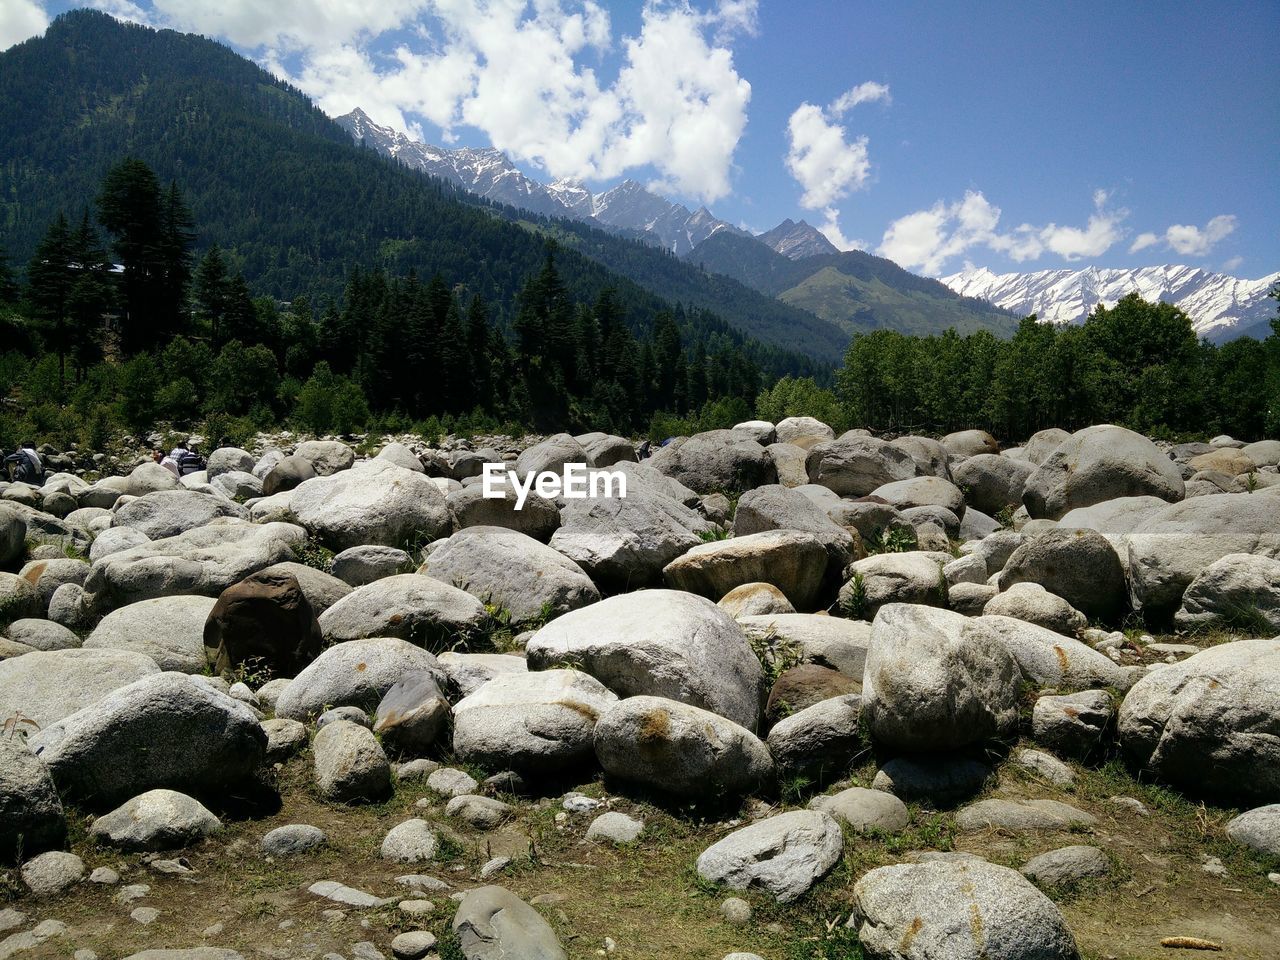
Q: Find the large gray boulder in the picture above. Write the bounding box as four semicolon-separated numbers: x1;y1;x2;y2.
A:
261;455;316;496
648;430;777;495
952;454;1035;516
451;669;617;775
293;440;355;477
84;595;218;673
839;551;951;620
14;557;90;612
982;582;1087;636
871;476;966;521
89;526;151;563
274;638;443;721
514;433;586;478
575;432;638;468
863;605;1021;751
28;672;267;808
206;447;255;480
83;521;306;607
452;885;567;960
663;530;829;610
775;416;834;448
1126;493;1280;618
996;528;1126;621
447;484;560;541
1032;690;1115;759
889;436;952;479
313;719;391;803
317;574;489;648
695;810;842;903
766;694;862;783
89;789;221;851
2;618;79;652
0;573;40;625
372;671;451;755
0;737;65;860
737;613;871;679
330;544;411;586
1023;424;1184;520
0;647;161;728
1119;638;1280;803
1226;804;1280;858
125;461;183;496
549;465;714;589
731;484;856;571
805;434;917;496
849;859;1079;960
977;615;1132;690
593;696;774;798
420;527;599;626
437;651;528;698
374;442;425;473
942;430;1000;458
113;490;248;542
290;460;450;551
808;786;908;833
1023;427;1071;465
1175;553;1280;632
525;590;763;729
0;505;25;566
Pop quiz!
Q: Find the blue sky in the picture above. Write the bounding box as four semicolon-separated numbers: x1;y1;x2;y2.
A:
9;1;1279;277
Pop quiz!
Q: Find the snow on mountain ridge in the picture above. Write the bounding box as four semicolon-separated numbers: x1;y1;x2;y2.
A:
335;110;744;255
940;264;1279;342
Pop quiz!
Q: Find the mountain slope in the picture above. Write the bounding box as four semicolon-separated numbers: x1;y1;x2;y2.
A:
335;110;746;257
688;232;1019;337
758;219;839;259
941;265;1280;342
0;11;846;369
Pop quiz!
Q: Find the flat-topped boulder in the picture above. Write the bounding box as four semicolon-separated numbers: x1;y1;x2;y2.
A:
317;574;489;647
290;460;450;550
663;530;829;610
525;590;762;729
83;520;306;608
0;647;161;728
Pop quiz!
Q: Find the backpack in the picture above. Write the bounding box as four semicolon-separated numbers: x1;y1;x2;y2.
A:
176;451;205;476
15;449;44;485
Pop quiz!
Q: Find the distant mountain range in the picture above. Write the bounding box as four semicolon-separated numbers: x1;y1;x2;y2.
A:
337;108;1016;338
339;108;749;257
941;265;1280;343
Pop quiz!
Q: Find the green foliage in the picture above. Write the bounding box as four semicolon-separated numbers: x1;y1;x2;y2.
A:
293;361;370;435
755;375;847;431
836;294;1280;440
867;526;916;554
838;573;869;620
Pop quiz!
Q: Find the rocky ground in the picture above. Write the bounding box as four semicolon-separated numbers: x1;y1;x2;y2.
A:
1;420;1279;960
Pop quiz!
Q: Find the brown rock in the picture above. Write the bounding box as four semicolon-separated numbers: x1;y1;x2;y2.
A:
766;664;861;721
204;569;323;677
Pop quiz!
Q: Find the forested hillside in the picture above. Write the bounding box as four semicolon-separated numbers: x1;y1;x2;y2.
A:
688;232;1018;337
0;10;845;370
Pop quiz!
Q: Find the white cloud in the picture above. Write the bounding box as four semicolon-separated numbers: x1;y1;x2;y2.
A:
1129;232;1159;253
879;189;1128;275
784;103;871;210
829;81;890;116
816;207;865;252
0;0;48;51
1221;255;1244;272
1126;214;1237;257
1166;214;1237;256
151;0;754;203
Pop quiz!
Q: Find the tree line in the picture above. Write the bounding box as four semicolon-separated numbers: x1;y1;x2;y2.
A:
1;158;767;451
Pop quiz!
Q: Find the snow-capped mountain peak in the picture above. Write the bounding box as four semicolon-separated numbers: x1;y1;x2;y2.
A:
758;218;840;260
940;264;1279;342
333;110;746;256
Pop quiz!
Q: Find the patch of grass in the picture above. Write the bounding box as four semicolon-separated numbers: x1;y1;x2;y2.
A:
699;526;731;542
866;526;916;554
292;536;334;572
837;573;869;620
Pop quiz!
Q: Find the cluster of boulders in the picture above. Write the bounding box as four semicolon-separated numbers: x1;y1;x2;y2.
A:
2;419;1279;959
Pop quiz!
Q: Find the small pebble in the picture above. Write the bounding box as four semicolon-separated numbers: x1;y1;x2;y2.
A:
74;951;98;960
0;908;27;933
391;931;438;960
202;922;225;937
563;794;601;813
398;899;435;916
131;906;160;925
322;910;346;922
352;943;385;960
1201;856;1228;877
115;884;150;903
89;867;120;885
720;897;752;924
480;856;511;878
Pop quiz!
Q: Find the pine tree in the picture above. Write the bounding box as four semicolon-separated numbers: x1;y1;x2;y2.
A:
97;158;165;353
26;212;75;391
159;181;196;335
66;210;113;378
194;244;230;347
0;247;18;305
221;272;257;346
